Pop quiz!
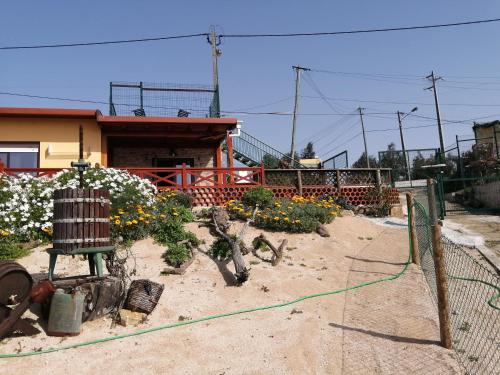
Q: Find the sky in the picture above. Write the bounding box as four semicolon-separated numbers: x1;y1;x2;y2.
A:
1;0;500;164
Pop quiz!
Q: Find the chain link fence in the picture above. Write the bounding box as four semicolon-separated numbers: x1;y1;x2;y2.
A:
411;200;500;374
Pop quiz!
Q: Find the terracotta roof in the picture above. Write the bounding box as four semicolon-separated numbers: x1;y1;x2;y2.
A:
0;107;101;119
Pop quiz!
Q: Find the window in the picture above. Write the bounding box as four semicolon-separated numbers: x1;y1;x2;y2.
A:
0;143;39;168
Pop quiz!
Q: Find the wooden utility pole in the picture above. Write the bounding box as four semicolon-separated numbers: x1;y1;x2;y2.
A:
426;71;445;162
208;26;222;117
430;223;453;349
405;193;420;266
358;107;370;168
290;66;310;165
397;111;411;181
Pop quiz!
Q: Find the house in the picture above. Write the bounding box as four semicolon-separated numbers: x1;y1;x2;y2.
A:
472;120;500;157
0;107;237;170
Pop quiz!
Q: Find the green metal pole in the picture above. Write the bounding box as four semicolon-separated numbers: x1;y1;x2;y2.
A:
139;81;144;110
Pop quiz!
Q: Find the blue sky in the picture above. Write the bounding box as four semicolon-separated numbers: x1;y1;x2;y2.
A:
1;1;500;163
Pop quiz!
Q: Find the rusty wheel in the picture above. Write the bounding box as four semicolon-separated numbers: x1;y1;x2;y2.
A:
0;261;33;305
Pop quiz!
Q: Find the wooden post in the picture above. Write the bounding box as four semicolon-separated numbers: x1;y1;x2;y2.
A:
181;163;187;190
0;159;5;174
336;170;342;195
260;163;266;186
406;193;420;266
296;170;303;195
427;178;438;225
430;223;453;349
375;169;382;193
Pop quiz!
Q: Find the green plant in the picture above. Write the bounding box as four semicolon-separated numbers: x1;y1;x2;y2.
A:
209;236;235;260
162;242;191;267
0;239;30;260
242;187;274;208
226;195;341;233
364;187;393;217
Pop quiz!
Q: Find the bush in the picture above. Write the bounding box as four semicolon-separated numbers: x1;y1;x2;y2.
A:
242;187;274;208
0;232;30;260
209;236;234;260
364;187;393;217
162;242;191;267
226;195;341;233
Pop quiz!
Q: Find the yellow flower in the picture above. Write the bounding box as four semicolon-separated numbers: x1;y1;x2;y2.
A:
294;219;301;224
159;214;166;219
139;217;145;221
114;220;121;225
132;219;138;224
274;216;280;221
284;217;289;222
145;221;150;224
173;212;179;216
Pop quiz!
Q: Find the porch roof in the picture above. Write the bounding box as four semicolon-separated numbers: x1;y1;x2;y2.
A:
0;107;101;119
98;115;238;141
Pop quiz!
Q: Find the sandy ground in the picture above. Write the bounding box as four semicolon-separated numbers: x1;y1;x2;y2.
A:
1;216;460;374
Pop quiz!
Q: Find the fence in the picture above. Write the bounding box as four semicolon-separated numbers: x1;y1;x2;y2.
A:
108;81;219;118
321;150;348;169
1;166;398;207
378;148;439;182
410;198;499;374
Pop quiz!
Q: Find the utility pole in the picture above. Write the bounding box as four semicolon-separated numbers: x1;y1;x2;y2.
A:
357;107;370;168
290;65;310;165
397;111;411;181
207;26;222;117
426;71;445;162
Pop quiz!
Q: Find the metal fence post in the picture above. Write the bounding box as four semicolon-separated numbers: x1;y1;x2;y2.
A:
427;179;438;225
406;193;420;266
430;224;453;349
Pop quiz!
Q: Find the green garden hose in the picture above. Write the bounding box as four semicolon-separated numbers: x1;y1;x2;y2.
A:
0;233;412;358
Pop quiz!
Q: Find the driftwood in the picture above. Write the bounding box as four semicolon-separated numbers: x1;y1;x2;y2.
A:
252;234;287;266
212;207;258;284
316;224;330;237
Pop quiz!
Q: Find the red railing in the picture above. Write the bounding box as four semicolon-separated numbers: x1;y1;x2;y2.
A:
0;165;264;190
121;166;264;190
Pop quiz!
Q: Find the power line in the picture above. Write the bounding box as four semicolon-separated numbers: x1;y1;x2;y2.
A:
2;17;499;50
0;33;208;50
0;90;496;126
220;17;500;38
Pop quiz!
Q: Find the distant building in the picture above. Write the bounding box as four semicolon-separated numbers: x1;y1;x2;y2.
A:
299;158;321;168
472;120;500;157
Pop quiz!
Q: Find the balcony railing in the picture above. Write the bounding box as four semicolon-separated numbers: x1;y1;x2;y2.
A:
0;166;392;191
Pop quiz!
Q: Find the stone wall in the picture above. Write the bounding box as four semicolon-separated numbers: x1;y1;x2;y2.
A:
473;180;500;209
111;147;215;168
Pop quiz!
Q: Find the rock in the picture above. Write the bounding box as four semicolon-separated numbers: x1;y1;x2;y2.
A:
119;309;147;327
390;204;404;218
316;224;330;237
341;209;355;217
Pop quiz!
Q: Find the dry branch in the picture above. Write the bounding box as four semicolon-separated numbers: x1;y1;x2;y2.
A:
253;234;287;266
212;206;258;284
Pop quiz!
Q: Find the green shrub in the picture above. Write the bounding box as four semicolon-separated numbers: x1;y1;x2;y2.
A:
226;195;341;233
0;239;30;260
209;236;235;260
168;191;193;208
162;242;191;267
364;187;393;217
242;187;274;208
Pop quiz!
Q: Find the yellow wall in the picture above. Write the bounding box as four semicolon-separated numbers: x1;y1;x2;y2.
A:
0;117;101;168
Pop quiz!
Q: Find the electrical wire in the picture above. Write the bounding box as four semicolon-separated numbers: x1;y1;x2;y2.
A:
2;17;499;51
0;33;209;50
220;17;500;38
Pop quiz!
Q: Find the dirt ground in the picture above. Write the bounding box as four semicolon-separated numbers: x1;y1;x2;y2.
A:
1;216;461;374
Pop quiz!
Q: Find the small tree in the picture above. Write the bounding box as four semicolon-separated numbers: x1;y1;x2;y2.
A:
300;142;316;159
352;152;379;168
262;154;280;169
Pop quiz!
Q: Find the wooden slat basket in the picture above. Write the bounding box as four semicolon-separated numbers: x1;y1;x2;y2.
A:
53;188;111;254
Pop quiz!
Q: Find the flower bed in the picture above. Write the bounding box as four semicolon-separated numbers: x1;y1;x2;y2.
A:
0;168;197;262
225;188;342;233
